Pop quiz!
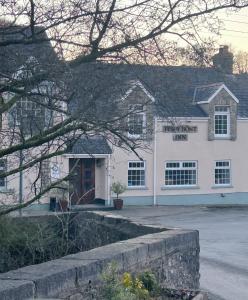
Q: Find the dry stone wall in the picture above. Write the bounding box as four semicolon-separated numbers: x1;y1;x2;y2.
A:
0;212;200;299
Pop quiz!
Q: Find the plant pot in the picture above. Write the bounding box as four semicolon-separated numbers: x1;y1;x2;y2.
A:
113;198;123;210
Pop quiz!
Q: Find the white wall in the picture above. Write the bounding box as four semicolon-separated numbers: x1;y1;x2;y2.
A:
111;118;248;199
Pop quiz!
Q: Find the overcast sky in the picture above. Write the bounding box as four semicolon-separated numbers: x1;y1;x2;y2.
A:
214;8;248;52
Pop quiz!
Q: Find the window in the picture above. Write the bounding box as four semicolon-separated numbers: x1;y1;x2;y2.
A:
128;105;145;137
215;160;231;185
165;161;197;186
128;161;145;187
0;159;7;189
214;106;230;137
16;98;44;125
9;97;48;135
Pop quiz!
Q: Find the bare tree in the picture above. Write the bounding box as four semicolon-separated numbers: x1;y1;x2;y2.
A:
234;50;248;74
1;0;248;215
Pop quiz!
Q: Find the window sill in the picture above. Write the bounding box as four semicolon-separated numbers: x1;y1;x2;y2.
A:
212;185;233;189
0;188;14;194
214;136;231;140
127;186;149;190
161;185;200;190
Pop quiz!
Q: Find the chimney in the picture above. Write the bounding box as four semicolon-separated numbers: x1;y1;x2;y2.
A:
212;45;234;74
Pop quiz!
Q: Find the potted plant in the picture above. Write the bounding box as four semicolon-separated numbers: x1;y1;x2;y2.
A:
111;181;126;210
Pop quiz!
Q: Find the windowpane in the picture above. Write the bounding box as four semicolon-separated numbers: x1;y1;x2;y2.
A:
215;106;229;112
9;96;48;136
128;113;144;136
216;161;229;167
215;115;228;135
215;161;231;185
128;161;145;187
165;161;197;186
214;106;230;136
182;162;196;168
129;161;145;169
166;162;180;168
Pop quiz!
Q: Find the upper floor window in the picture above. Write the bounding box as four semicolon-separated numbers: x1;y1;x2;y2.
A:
214;106;230;138
128;161;145;187
165;161;197;187
128;105;145;138
16;98;44;125
215;160;231;186
9;97;52;136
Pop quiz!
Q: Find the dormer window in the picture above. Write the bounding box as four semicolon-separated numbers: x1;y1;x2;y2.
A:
194;83;238;141
128;104;145;138
214;106;230;138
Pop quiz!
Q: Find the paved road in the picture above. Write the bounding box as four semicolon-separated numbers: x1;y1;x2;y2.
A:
114;206;248;300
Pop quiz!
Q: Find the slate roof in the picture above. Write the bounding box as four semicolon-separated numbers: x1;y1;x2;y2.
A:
70;136;112;155
0;26;59;75
68;63;248;118
193;83;224;103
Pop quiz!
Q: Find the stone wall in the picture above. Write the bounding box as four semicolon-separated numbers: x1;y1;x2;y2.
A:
0;212;200;299
207;88;237;141
18;211;164;252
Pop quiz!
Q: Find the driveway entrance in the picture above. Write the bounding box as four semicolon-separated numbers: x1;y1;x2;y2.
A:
115;206;248;300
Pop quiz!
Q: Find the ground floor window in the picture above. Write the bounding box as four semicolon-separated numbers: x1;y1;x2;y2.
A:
215;160;231;185
165;161;197;186
0;159;7;189
128;161;145;187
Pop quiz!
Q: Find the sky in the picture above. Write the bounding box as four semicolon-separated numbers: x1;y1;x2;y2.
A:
215;8;248;52
3;1;248;53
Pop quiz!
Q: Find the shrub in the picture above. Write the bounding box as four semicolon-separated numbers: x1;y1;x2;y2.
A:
101;262;136;300
101;263;156;300
0;214;74;273
138;271;158;292
111;182;127;199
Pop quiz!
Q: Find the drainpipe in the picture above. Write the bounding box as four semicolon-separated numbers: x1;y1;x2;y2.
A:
153;117;157;206
19;149;23;216
107;154;111;206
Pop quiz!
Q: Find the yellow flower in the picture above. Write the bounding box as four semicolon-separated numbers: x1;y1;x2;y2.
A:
134;277;143;289
122;272;132;288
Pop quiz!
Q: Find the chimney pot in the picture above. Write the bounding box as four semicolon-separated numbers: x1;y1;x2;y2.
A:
213;45;233;74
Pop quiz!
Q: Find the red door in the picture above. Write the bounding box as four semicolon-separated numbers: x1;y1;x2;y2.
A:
69;158;95;205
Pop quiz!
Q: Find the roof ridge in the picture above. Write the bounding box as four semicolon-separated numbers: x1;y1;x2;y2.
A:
195;82;224;89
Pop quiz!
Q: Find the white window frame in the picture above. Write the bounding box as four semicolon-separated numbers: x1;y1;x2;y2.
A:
10;98;44;127
127;104;146;138
19;98;43;117
128;161;146;187
214;160;231;186
214;105;230;138
165;160;198;187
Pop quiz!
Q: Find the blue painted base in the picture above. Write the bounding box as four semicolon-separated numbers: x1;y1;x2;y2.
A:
23;203;50;211
121;192;248;206
21;192;248;211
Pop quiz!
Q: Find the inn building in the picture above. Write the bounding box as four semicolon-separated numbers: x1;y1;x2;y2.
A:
61;46;248;206
2;42;248;208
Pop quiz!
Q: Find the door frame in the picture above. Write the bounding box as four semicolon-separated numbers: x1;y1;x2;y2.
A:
64;153;111;206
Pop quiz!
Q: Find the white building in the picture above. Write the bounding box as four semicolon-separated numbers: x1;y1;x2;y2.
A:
2;43;248;208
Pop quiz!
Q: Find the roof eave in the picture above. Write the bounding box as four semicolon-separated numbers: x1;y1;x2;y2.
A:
196;84;239;104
